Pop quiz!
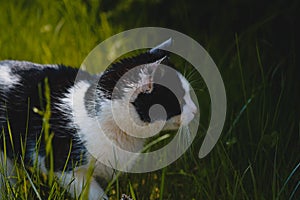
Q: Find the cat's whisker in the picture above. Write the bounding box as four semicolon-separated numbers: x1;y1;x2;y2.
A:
176;125;193;152
183;66;198;81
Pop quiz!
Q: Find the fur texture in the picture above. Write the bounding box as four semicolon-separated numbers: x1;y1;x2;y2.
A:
0;46;197;199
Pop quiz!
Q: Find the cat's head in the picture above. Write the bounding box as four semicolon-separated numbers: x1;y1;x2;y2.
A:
97;40;197;137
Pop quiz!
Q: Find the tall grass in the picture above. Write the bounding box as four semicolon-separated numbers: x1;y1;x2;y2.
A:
1;0;299;199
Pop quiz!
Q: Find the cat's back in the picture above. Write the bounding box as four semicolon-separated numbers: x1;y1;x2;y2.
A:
0;60;94;107
0;60;81;93
0;60;79;123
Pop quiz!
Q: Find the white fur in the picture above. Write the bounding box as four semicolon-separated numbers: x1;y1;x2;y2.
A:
57;81;113;199
0;64;20;89
57;167;108;200
178;73;197;125
57;80;147;198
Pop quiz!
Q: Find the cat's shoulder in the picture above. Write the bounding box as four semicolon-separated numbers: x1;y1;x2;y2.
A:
0;60;93;90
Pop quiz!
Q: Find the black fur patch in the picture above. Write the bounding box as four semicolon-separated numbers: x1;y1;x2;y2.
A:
132;67;185;122
98;50;173;99
0;61;91;171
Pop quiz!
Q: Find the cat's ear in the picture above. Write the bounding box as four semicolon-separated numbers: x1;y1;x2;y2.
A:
139;37;173;93
98;39;173;98
149;38;173;56
138;56;167;93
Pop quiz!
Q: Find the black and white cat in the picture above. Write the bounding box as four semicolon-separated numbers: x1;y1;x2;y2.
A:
0;40;197;199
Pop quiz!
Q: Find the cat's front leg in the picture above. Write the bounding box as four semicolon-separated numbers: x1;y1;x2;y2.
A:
57;167;108;200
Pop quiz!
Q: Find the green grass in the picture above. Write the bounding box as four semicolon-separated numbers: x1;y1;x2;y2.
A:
1;0;299;199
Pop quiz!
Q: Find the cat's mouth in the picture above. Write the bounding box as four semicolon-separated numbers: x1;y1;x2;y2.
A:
162;103;197;131
163;109;196;131
161;116;179;131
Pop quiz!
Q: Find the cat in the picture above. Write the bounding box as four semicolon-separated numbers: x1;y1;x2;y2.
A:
0;39;197;199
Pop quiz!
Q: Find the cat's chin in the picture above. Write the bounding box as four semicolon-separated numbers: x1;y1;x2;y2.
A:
162;115;181;131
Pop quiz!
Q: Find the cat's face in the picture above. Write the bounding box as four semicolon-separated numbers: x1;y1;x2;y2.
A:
129;63;197;130
98;49;197;137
